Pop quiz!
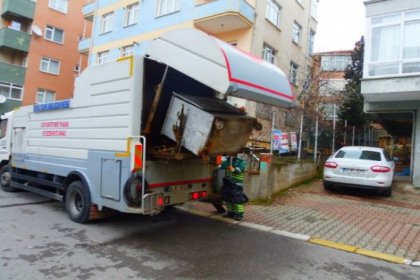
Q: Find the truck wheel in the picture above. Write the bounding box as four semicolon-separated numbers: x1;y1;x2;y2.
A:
0;165;15;192
65;181;91;223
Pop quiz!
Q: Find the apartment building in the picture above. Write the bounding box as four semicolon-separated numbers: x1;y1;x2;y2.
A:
0;0;35;113
0;0;91;114
22;0;91;106
312;50;352;120
362;0;420;184
80;0;318;147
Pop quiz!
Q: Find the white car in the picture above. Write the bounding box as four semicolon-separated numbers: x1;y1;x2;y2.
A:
323;146;395;196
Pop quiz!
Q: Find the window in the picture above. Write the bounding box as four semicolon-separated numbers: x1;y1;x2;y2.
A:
97;51;109;64
335;150;381;161
100;12;114;33
45;25;64;44
9;21;21;31
311;0;317;19
157;0;180;17
40;57;60;75
121;45;134;57
36;89;56;104
48;0;68;13
74;64;80;73
0;82;23;100
125;3;139;26
262;43;277;64
0;119;8;139
292;21;302;44
290;62;299;85
321;55;351;71
308;29;315;55
368;10;420;76
266;0;281;27
319;103;338;120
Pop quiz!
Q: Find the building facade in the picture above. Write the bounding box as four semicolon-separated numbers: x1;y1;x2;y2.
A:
0;0;90;114
312;50;352;120
362;0;420;184
0;0;35;112
80;0;318;147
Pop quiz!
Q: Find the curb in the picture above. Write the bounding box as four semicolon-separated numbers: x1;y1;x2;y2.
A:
178;206;419;267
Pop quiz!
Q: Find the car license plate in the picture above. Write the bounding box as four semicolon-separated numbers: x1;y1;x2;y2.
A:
342;168;365;174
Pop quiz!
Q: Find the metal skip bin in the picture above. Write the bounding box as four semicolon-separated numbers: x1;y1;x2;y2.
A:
162;93;256;156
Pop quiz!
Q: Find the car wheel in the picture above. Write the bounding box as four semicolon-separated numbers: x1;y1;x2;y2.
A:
0;165;16;192
382;186;392;197
323;181;333;191
65;181;91;223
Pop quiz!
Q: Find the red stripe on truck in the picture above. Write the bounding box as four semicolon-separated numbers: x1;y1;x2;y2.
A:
149;177;214;188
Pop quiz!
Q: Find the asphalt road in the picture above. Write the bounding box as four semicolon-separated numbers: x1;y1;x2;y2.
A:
1;191;419;280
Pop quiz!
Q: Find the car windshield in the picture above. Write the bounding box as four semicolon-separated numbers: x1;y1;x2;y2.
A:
335;150;382;161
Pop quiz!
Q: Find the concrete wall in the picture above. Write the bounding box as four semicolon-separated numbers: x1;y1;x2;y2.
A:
244;160;317;200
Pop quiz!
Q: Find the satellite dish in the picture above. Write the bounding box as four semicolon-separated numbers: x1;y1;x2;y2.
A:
0;96;7;104
32;25;42;37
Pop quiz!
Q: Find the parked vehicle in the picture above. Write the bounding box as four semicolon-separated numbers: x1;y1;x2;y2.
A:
323;146;395;196
0;29;293;223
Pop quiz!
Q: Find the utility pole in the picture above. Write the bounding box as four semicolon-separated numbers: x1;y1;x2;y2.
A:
314;107;318;161
332;104;336;153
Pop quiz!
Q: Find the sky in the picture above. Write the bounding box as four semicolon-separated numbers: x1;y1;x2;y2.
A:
314;0;366;52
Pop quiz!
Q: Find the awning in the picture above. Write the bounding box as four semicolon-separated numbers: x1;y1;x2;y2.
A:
145;29;294;108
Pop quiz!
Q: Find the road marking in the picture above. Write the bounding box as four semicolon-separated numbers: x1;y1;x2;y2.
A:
309;238;357;253
240;222;273;232
272;230;310;241
356;248;408;264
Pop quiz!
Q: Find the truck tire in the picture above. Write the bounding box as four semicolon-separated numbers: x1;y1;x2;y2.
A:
65;181;91;223
0;165;15;192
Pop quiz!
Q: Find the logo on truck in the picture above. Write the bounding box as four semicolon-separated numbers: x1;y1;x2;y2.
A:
33;100;70;112
41;121;69;137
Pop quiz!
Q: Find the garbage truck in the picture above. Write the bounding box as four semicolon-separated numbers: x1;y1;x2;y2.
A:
0;29;294;223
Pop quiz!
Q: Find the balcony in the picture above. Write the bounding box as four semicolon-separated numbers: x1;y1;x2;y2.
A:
1;0;35;21
82;1;96;21
0;28;31;53
78;37;91;55
362;75;420;104
0;61;26;85
194;0;255;34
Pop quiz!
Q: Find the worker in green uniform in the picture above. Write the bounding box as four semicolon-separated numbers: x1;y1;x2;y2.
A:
220;157;248;221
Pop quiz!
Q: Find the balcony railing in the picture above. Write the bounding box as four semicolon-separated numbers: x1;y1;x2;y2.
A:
194;0;255;33
78;37;91;54
1;0;35;21
0;61;26;85
0;28;31;53
82;1;96;21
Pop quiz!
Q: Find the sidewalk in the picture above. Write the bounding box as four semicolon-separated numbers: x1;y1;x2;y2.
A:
182;179;420;264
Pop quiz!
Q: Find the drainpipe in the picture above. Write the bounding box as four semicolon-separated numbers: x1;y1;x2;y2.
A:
87;0;99;66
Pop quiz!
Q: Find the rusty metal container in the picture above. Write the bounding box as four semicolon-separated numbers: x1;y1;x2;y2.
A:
162;93;255;156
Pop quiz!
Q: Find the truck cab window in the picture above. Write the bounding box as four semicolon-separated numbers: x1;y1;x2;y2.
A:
0;120;7;138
